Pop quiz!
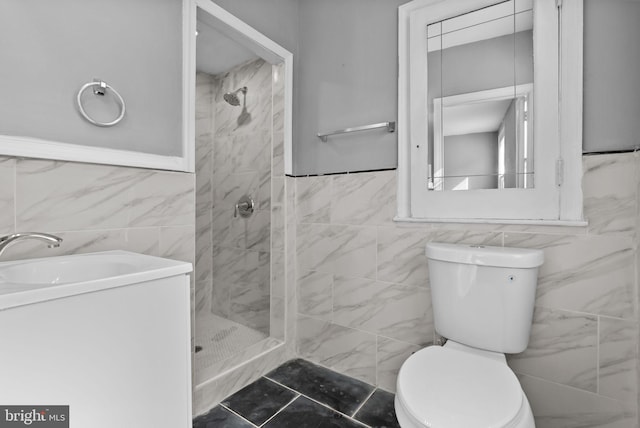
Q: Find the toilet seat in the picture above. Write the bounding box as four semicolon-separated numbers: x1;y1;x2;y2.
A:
396;345;525;428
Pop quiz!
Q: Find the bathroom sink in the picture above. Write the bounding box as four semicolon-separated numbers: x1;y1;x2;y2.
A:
0;251;192;310
0;256;138;285
0;250;193;427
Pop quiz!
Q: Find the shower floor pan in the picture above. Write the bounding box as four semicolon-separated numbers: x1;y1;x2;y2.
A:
195;313;268;378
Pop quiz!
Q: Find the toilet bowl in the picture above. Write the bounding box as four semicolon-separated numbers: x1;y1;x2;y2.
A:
395;341;534;428
394;242;543;428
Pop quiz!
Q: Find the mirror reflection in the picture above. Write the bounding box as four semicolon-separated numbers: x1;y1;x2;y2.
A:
427;0;534;191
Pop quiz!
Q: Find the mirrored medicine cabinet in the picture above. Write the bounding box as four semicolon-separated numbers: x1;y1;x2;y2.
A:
396;0;585;224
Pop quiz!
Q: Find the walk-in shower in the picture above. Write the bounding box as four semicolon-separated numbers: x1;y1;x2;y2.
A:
192;5;287;402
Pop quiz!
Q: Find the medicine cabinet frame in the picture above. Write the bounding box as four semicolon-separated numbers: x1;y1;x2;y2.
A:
396;0;585;224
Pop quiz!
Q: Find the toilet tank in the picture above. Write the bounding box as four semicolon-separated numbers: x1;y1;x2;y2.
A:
426;242;544;354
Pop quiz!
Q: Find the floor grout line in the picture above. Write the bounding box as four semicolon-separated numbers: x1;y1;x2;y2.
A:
263;375;300;395
219;403;260;428
351;387;377;419
195;361;399;428
264;376;371;427
257;392;301;427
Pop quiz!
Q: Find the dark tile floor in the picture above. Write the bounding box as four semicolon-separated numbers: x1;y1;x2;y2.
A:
193;359;401;428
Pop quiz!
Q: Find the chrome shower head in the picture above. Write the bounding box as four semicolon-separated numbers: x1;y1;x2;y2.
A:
223;92;240;106
223;86;247;106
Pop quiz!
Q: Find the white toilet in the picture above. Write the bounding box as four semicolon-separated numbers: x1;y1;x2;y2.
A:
395;242;544;428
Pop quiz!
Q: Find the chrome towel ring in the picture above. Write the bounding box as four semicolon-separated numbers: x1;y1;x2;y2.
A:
76;79;126;127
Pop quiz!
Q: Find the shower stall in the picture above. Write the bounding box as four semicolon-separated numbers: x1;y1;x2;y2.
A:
192;4;288;397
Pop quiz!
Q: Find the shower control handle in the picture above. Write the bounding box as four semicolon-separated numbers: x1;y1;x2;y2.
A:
234;195;255;218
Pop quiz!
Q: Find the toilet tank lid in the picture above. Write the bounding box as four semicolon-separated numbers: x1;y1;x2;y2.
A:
425;242;544;268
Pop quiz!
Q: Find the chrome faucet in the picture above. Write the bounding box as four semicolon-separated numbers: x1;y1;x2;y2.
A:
0;232;63;259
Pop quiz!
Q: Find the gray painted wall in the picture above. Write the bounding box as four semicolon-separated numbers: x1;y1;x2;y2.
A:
0;0;183;156
290;0;638;174
211;0;299;56
3;0;634;169
583;0;640;152
293;0;409;175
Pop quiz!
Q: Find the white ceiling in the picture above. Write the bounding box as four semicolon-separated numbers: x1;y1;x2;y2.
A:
196;15;258;75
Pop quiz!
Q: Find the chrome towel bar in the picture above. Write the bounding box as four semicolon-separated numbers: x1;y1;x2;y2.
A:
318;121;395;142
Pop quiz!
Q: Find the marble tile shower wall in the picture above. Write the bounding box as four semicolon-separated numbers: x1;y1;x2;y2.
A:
295;151;640;427
195;59;274;336
0;156;195;264
195;71;215;318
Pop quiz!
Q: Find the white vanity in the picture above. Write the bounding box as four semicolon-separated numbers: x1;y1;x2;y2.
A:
0;251;192;428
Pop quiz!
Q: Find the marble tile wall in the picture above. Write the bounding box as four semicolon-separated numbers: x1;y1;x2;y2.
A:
271;63;287;343
0;157;195;264
195;72;215;316
195;59;273;336
294;151;640;427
